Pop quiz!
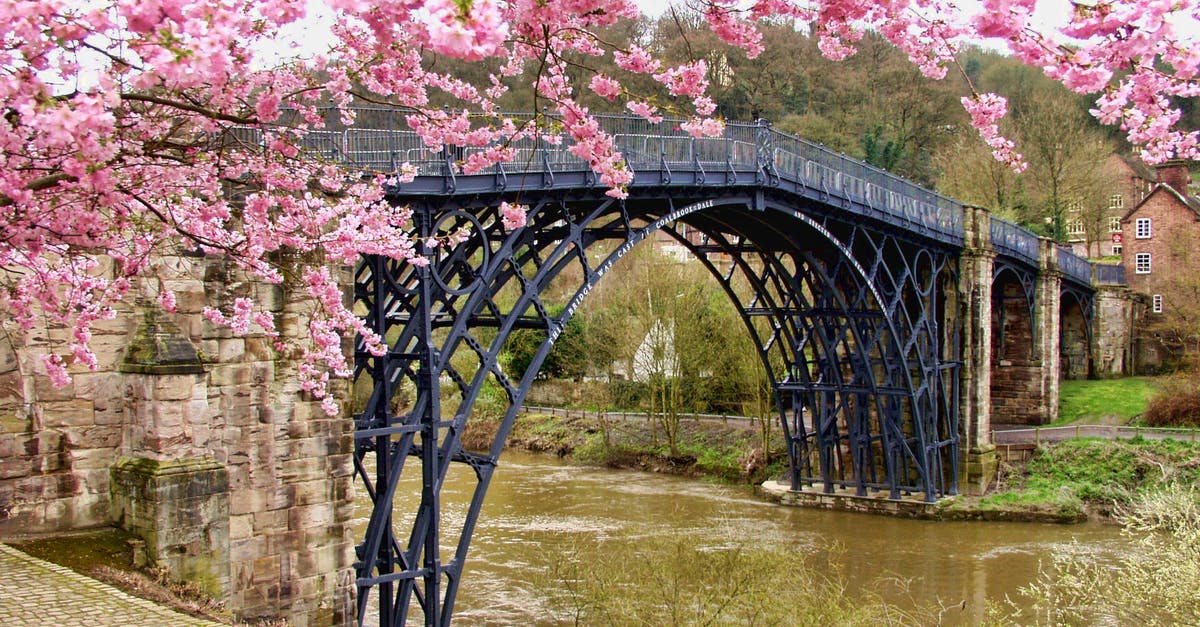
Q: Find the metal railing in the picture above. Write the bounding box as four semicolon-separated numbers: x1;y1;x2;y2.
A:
993;424;1200;445
989;217;1040;266
1056;246;1092;285
238;107;1122;286
520;404;763;425
1094;263;1125;284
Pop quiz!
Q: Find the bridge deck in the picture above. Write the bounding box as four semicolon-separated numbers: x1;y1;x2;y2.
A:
244;109;1116;289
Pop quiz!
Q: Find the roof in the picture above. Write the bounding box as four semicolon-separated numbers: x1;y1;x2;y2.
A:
1122;183;1200;221
1117;154;1158;182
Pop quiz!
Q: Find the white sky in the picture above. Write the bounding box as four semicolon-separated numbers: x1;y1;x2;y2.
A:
260;0;1200;67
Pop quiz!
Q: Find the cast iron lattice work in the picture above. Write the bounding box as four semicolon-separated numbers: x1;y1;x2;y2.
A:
344;112;1101;626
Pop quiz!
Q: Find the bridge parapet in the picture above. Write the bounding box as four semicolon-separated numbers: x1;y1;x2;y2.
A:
1094;263;1126;284
1056;246;1093;286
988;216;1040;267
241;108;1124;292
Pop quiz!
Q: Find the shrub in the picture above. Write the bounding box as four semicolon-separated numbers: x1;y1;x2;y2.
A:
997;484;1200;626
1143;376;1200;427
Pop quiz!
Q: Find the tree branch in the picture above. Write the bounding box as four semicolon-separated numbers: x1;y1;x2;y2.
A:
0;172;78;207
120;93;256;124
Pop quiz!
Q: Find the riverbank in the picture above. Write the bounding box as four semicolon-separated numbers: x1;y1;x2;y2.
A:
469;412;1200;524
463;411;788;484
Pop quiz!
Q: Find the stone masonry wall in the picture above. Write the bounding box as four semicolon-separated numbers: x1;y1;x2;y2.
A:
1093;285;1138;377
0;282;136;533
0;254;355;626
990;281;1048;425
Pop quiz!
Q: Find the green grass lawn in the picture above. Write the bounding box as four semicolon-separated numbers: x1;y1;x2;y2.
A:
1056;377;1160;425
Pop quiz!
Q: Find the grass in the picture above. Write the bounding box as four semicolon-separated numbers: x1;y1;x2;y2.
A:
977;437;1200;514
1055;377;1160;425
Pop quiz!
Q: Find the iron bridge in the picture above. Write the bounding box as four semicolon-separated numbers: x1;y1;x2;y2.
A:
298;110;1106;625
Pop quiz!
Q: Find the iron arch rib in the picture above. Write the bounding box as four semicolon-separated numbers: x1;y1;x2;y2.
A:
353;186;962;624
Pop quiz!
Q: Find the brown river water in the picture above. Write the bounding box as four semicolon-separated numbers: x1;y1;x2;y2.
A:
355;451;1129;625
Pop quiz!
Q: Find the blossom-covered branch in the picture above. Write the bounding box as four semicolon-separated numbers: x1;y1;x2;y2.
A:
2;0;1197;413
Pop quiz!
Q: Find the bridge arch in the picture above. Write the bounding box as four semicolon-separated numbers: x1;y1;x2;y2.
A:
352;186;961;624
1060;286;1094;379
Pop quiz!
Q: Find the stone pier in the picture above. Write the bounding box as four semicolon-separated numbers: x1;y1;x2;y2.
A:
0;256;355;626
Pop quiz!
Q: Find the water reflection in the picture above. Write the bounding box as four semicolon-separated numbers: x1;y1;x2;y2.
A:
354;451;1127;625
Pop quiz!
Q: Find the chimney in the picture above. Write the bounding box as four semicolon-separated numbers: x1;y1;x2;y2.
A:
1156;160;1192;196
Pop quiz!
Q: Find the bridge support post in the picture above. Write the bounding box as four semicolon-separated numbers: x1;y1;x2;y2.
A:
1091;284;1137;377
957;206;997;495
110;302;231;598
1036;239;1063;424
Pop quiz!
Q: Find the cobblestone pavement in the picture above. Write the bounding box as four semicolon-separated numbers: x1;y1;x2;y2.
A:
0;543;222;626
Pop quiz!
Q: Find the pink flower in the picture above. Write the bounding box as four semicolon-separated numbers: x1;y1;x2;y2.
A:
655;60;709;98
625;100;663;123
499;201;528;230
589;74;621;101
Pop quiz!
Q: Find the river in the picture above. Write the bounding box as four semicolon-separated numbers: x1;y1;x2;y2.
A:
355;451;1129;625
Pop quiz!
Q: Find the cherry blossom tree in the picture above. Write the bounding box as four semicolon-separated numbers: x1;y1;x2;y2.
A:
3;0;1198;413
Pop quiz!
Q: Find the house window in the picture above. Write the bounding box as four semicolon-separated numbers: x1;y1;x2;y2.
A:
1109;217;1122;232
1066;199;1083;213
1110;194;1124;209
1135;252;1152;274
1135;217;1152;238
1153;294;1163;313
1067;219;1086;236
1113;244;1123;255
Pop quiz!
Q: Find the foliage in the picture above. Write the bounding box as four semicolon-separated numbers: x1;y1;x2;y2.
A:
1056;377;1158;425
502;304;589;381
936;58;1115;238
538;533;937;626
861;124;906;171
8;0;1200;409
1144;375;1200;427
993;484;1200;626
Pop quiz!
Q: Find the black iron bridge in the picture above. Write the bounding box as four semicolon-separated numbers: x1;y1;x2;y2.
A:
288;110;1125;625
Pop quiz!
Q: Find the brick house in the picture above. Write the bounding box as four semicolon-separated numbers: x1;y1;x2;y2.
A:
1120;161;1200;368
1065;154;1157;258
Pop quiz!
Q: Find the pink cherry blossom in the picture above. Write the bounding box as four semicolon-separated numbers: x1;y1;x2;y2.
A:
499;201;528;230
589;74;621;101
3;0;1199;414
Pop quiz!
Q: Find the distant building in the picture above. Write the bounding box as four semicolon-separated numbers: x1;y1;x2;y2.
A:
1120;160;1200;369
1064;154;1157;258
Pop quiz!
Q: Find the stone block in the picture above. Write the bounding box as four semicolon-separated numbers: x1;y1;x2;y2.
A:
280;458;325;484
0;456;30;480
40;399;95;428
252;508;288;532
218;338;247;363
245;337;275;362
0;371;23;404
252;555;281;582
230;536;267;564
288;503;335;530
109;456;231;598
291;479;331;507
959;446;999;496
210;363;253;388
230;513;254;540
230;487;267;516
267;529;304;555
152;374;204;401
0;410;29;435
70;445;117;471
266;485;295;510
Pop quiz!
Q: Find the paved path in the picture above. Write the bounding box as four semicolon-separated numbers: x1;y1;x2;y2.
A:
0;543;222;626
993;423;1200;445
